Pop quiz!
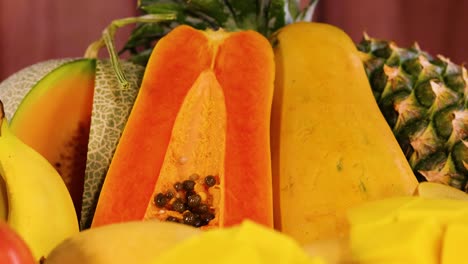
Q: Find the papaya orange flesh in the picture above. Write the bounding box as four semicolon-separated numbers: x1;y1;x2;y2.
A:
10;59;96;219
92;25;274;229
214;32;274;226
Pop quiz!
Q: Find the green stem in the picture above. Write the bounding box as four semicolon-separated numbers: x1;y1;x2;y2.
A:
84;14;177;89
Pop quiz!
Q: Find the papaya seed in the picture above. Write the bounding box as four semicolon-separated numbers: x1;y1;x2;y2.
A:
187;194;202;208
183;211;196;225
200;212;215;225
204;175;216;187
194;203;209;214
174;182;183;191
165;190;175;200
166;216;180;223
154;193;168;208
172;198;186;213
193;217;203;227
183;180;196;191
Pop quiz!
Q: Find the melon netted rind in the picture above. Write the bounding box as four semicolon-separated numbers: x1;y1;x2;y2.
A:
0;59;74;120
80;59;144;230
0;58;144;230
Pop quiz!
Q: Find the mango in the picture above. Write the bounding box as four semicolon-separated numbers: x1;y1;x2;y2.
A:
350;219;442;264
152;220;322;264
441;221;468;264
347;195;468;263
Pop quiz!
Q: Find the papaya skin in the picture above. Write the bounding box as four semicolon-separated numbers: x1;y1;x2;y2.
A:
92;25;274;228
270;22;418;243
9;59;96;219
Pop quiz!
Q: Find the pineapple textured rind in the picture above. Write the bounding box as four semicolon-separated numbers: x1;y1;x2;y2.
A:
358;35;468;190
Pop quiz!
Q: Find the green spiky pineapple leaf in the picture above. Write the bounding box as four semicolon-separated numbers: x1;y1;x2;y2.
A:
122;0;318;66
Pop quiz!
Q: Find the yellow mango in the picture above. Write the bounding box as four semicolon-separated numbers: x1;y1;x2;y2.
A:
151;220;322;264
397;198;468;223
440;212;468;263
348;196;468;230
347;196;415;227
270;21;418;244
442;222;468;264
347;196;468;263
350;219;442;264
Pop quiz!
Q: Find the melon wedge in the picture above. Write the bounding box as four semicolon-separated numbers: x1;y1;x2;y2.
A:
10;59;96;219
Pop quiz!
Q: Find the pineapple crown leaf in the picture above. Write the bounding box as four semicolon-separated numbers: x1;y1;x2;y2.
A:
412;42;422;52
121;0;318;66
285;0;318;23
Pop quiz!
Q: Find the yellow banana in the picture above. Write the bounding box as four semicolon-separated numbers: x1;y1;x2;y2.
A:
0;100;79;260
43;221;201;264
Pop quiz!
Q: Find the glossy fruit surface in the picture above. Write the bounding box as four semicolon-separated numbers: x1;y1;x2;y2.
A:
0;221;35;264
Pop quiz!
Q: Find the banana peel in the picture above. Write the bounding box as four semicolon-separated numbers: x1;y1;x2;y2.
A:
0;100;79;260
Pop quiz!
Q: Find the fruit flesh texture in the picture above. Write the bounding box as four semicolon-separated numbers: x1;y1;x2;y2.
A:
153;220;320;264
271;22;418;244
92;25;274;228
141;69;227;226
9;59;96;219
357;36;468;190
347;196;468;264
442;222;468;264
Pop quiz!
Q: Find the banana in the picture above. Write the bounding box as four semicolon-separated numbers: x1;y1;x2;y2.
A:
43;221;201;264
0;100;79;260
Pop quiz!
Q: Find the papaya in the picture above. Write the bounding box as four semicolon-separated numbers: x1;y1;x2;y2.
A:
270;22;419;244
91;25;275;228
0;15;174;228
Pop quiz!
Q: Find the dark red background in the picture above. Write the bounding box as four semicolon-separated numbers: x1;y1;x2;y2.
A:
1;0;467;81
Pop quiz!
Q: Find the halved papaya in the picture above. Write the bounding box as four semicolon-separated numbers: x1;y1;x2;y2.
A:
9;59;96;219
91;25;274;228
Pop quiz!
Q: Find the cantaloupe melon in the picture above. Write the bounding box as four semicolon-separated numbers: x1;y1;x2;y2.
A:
0;59;144;229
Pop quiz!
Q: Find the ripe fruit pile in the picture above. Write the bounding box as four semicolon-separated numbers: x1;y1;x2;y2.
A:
0;0;466;263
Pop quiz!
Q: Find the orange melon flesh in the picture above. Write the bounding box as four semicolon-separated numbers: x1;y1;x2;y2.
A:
10;59;96;218
92;25;274;228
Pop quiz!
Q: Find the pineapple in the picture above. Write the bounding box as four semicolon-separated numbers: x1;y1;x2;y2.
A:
357;34;468;190
122;1;468;191
122;0;318;65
